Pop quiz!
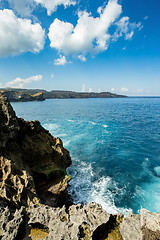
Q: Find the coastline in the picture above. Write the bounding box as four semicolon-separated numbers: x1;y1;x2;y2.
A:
0;89;127;102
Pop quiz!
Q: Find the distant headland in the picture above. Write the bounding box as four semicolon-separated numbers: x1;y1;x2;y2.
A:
0;88;127;102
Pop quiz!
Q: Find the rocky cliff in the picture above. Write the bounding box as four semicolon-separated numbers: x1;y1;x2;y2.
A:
0;92;160;240
0;92;71;208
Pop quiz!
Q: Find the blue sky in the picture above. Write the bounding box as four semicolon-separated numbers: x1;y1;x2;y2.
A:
0;0;159;96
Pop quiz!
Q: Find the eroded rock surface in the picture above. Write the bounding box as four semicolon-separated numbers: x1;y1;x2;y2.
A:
0;92;71;207
120;209;160;240
0;206;24;239
27;202;110;240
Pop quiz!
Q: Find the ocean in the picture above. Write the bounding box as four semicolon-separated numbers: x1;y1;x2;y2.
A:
12;97;160;215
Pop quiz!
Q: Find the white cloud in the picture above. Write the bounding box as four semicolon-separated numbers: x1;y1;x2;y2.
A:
111;88;115;92
35;0;76;16
89;88;93;93
5;75;43;88
82;84;85;92
120;87;128;92
0;82;2;88
0;9;45;57
48;0;142;59
144;16;148;20
54;55;68;65
51;74;54;78
5;0;34;17
48;0;122;56
113;16;143;41
2;0;76;17
78;55;86;62
132;89;144;93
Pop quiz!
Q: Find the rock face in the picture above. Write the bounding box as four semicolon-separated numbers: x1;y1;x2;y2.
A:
0;92;71;208
120;209;160;240
0;202;124;240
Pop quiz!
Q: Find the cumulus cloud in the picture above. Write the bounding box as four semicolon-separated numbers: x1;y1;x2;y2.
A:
78;55;86;62
113;16;143;41
35;0;76;16
144;16;148;20
132;89;144;93
120;87;128;92
54;55;69;65
5;0;34;17
82;84;86;92
89;88;93;93
111;88;115;92
2;0;76;17
0;9;45;57
5;75;43;88
51;74;54;78
48;0;122;56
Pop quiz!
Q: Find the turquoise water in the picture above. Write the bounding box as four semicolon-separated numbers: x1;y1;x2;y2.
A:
12;98;160;215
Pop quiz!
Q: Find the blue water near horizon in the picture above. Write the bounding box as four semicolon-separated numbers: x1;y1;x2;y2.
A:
12;98;160;215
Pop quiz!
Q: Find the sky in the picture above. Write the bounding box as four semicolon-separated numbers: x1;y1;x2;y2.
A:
0;0;160;96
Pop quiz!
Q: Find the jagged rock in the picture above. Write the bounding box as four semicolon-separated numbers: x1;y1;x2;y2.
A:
27;202;112;240
0;206;24;240
0;92;71;207
120;209;160;240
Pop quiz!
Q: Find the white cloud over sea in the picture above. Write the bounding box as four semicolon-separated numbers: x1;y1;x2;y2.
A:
0;9;45;57
48;0;142;59
5;75;43;88
120;87;129;92
48;0;122;56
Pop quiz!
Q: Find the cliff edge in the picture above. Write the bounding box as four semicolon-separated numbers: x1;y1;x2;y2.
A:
0;92;71;208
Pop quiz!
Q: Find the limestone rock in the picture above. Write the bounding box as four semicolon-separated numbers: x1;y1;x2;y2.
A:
0;92;71;207
120;209;160;240
27;202;111;240
0;206;24;240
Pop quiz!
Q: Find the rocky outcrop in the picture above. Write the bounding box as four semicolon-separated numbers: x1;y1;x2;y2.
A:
120;209;160;240
0;202;160;240
0;92;71;208
0;202;124;240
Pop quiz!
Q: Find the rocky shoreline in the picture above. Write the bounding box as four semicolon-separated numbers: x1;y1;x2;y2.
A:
0;92;160;240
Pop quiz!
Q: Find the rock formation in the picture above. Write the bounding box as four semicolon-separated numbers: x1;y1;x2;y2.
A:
0;92;160;240
0;92;71;208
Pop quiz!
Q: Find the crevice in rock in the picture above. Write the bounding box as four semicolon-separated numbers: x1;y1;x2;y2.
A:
92;215;123;240
78;222;92;240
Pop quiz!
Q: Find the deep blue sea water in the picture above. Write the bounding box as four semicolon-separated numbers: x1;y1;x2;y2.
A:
12;98;160;215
